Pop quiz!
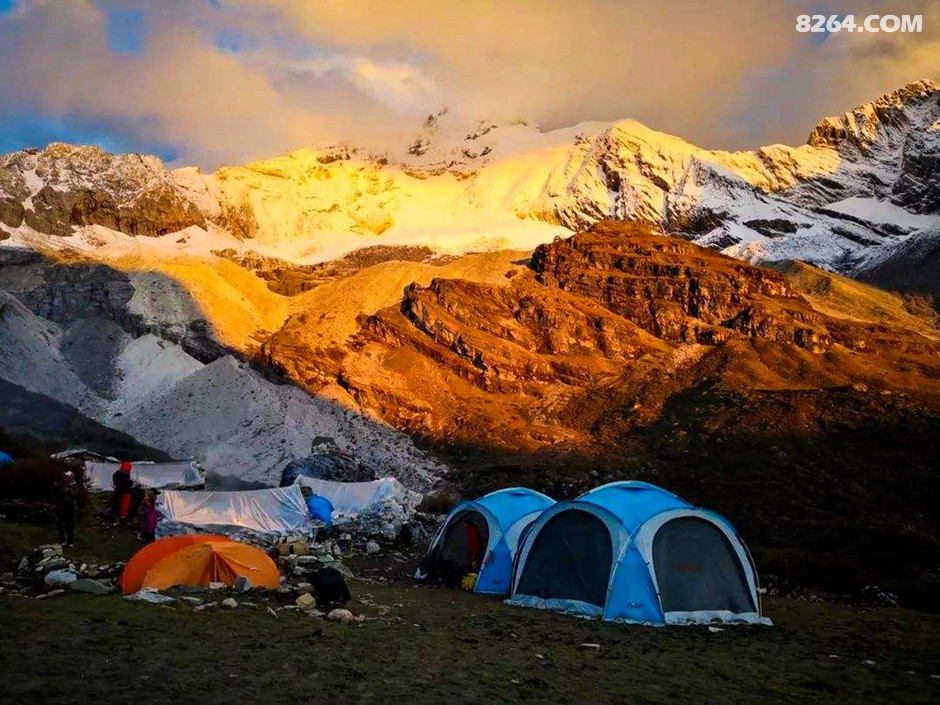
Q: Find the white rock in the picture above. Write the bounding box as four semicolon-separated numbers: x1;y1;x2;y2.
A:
326;608;355;623
124;589;176;604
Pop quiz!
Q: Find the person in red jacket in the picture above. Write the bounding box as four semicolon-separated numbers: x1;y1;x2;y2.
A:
112;461;134;524
464;520;482;572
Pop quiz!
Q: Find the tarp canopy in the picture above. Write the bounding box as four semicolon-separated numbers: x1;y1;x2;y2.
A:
508;481;768;626
293;476;413;522
84;461;203;492
157;485;313;537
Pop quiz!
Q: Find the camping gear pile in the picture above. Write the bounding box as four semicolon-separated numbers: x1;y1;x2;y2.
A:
419;481;770;627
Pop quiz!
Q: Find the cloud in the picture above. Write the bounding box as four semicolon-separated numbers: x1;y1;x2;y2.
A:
269;54;438;115
0;0;937;168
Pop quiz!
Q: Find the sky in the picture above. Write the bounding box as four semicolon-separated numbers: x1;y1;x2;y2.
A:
0;0;938;169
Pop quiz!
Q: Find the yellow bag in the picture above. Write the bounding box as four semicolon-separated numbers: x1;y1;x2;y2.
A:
461;573;478;591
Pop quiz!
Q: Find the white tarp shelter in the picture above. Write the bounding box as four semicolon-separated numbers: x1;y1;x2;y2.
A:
157;485;312;536
293;476;414;522
84;461;203;492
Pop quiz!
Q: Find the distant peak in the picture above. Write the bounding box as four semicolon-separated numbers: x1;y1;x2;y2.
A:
808;78;940;150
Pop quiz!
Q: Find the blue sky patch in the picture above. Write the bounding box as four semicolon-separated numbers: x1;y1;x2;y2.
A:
106;7;147;53
215;29;253;53
0;111;180;163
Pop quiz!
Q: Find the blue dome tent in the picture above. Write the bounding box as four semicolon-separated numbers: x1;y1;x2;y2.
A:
0;451;13;465
508;481;768;626
417;487;555;595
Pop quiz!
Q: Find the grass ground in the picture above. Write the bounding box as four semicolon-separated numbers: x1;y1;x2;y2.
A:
1;514;938;704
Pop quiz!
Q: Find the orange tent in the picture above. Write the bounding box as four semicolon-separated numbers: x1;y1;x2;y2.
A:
120;534;230;594
140;541;281;591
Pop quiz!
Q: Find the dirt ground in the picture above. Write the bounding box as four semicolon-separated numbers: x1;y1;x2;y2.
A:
1;517;938;705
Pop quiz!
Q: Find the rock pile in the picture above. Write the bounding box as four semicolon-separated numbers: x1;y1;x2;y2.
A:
2;544;121;598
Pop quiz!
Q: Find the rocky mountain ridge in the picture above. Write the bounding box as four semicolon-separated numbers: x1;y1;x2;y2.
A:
0;247;446;488
266;221;938;457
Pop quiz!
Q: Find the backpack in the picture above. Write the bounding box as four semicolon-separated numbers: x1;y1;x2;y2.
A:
312;567;351;609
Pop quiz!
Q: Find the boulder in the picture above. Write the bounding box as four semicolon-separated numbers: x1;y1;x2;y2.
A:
279;438;376;486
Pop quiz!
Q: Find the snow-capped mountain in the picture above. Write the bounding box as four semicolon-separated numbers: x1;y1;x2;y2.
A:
1;80;937;280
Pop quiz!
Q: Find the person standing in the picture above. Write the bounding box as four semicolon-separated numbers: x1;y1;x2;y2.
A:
54;470;78;547
138;489;159;543
112;461;134;525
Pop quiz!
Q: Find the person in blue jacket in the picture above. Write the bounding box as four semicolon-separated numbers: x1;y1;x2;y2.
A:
300;485;334;529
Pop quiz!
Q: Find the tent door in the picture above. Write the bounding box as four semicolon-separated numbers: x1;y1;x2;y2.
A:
423;510;490;586
515;509;612;607
652;517;756;615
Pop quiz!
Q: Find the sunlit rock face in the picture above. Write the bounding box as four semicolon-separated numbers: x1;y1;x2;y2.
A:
0;144;206;237
267;221;939;460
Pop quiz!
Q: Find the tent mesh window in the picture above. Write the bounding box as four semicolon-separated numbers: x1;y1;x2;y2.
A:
652;517;756;615
516;509;612;607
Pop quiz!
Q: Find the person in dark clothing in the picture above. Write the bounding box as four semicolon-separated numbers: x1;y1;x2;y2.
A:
312;567;352;609
112;461;134;524
54;470;78;546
